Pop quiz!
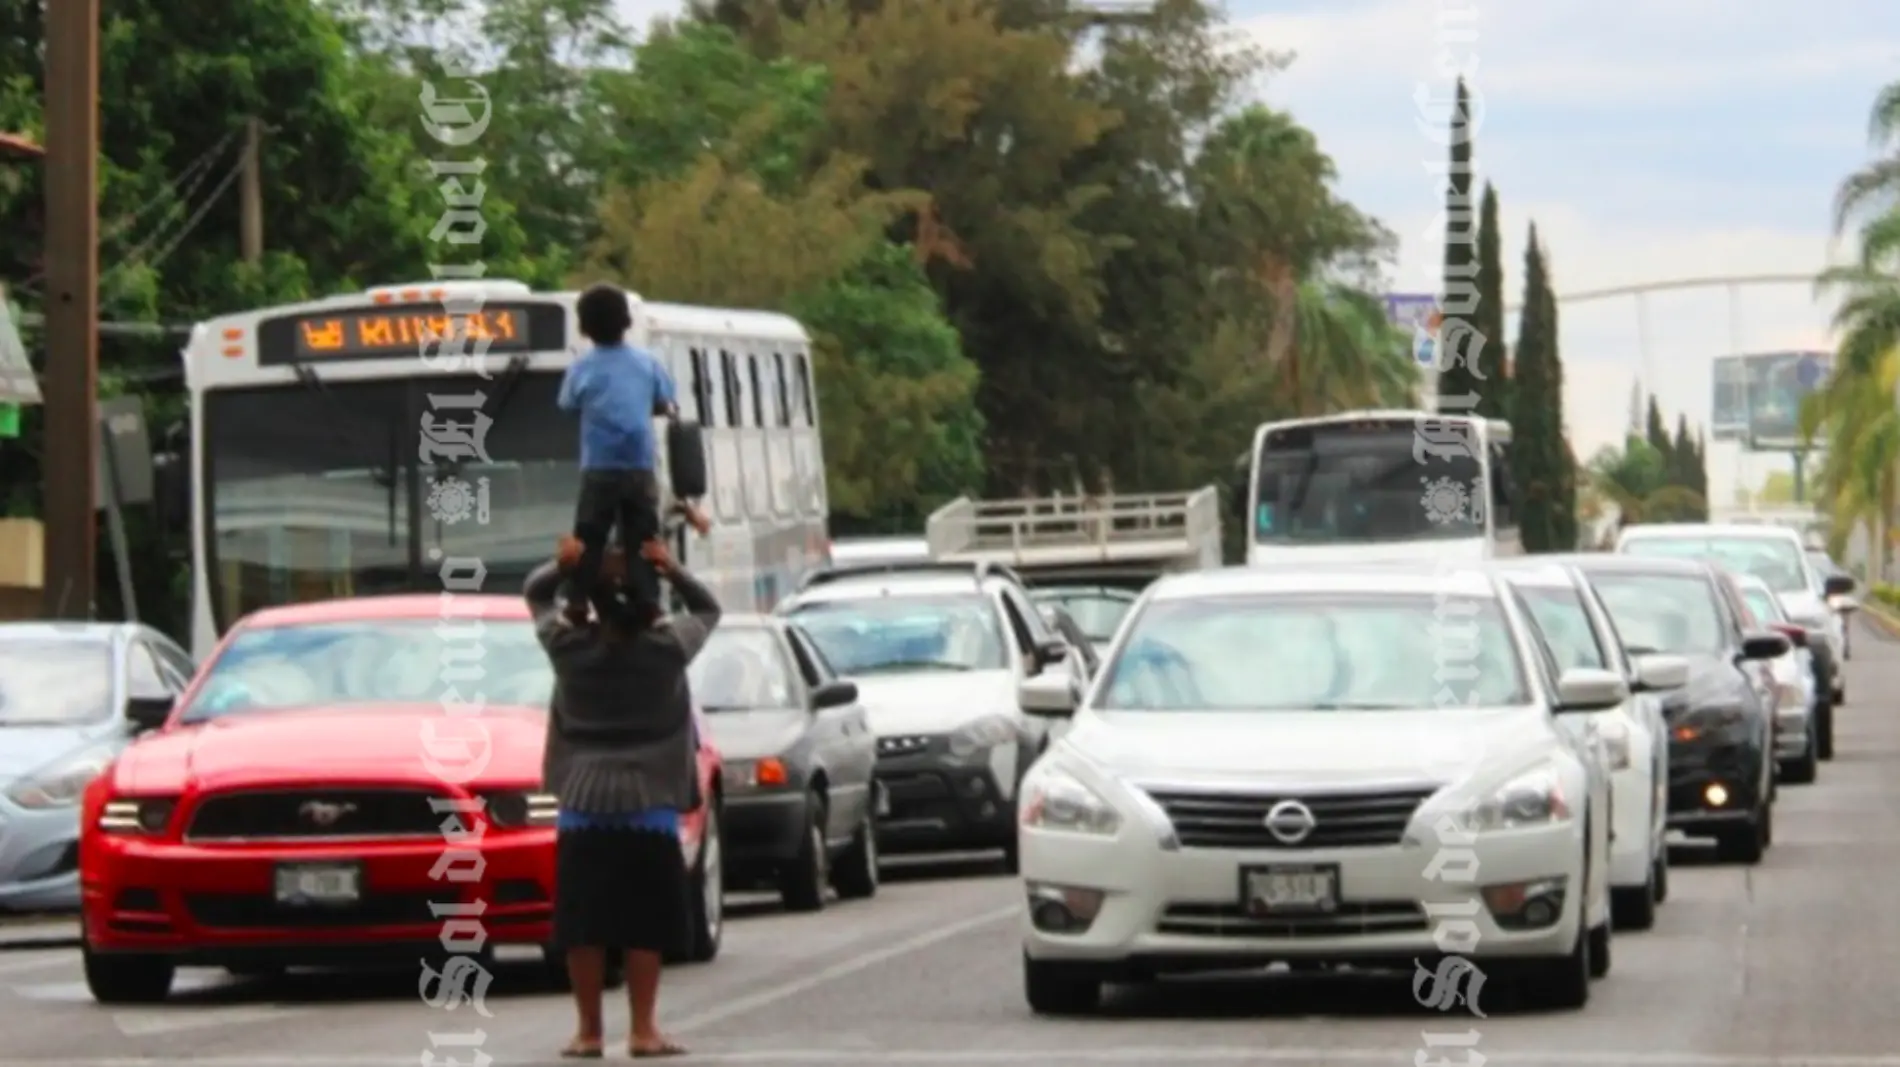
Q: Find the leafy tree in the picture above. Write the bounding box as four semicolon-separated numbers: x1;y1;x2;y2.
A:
1642;486;1708;523
1434;79;1479;413
1472;182;1507;418
1645;397;1671;467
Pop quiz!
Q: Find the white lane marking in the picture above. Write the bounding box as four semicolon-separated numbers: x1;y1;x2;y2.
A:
0;952;72;977
110;1005;306;1037
6;1053;1900;1066
668;903;1019;1033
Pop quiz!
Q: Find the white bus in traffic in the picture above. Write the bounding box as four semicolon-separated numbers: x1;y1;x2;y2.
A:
1245;409;1520;565
172;279;831;658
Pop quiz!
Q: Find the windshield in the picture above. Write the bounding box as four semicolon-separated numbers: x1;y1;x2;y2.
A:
1740;585;1785;624
1098;593;1529;711
1621;535;1807;593
687;628;794;710
1031;590;1134;642
1591;573;1725;656
1254;422;1485;544
1515;585;1606;671
1805;551;1843;590
205;371;580;631
176;619;551;723
0;640;113;725
790;595;1008;674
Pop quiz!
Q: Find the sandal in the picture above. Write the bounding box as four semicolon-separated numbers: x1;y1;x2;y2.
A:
630;1039;688;1058
559;1042;603;1059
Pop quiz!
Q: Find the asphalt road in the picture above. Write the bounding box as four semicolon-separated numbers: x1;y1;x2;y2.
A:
5;621;1900;1066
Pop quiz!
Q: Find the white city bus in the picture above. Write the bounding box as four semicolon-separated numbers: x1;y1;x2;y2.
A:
1245;409;1520;565
174;278;831;658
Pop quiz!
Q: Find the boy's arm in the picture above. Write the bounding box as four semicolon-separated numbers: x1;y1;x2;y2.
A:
557;358;587;412
662;564;722;662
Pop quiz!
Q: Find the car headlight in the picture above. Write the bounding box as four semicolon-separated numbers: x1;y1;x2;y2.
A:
1020;766;1121;836
1673;705;1746;742
480;790;559;828
1596;719;1632;772
97;797;178;835
1461;765;1571;831
949;714;1020;758
6;745;116;809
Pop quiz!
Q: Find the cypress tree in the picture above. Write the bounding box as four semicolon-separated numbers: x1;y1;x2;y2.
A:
1645;398;1672;465
1473;183;1509;418
1509;225;1555;551
1544;273;1578;550
1670;415;1696;489
1435;79;1481;415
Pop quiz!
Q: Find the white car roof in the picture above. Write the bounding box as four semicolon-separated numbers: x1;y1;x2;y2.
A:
785;572;998;607
1619;523;1804;545
1486;559;1577;589
1150;564;1501;602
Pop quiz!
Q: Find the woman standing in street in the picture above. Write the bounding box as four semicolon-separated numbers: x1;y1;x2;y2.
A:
525;537;720;1059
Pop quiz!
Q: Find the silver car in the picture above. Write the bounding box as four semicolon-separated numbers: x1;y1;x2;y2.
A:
0;623;193;911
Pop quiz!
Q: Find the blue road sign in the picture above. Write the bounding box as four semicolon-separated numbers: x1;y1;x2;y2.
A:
1796;353;1823;389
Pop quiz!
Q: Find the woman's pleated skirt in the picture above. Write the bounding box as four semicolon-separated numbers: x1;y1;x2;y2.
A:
552;825;687;953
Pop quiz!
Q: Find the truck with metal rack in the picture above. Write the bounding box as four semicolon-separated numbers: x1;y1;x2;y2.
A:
923;489;1222;588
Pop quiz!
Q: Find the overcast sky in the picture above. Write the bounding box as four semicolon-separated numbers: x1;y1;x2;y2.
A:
613;0;1900;503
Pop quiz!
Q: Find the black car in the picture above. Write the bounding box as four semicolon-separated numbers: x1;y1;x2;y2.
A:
689;615;880;912
1571;556;1789;864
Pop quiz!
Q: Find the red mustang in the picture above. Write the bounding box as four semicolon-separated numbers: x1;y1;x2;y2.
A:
77;595;724;1003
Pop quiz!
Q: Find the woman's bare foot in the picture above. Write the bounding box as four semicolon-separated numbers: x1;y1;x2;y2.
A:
558;1035;603;1058
629;1033;687;1058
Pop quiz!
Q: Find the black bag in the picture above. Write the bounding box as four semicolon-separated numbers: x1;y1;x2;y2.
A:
668;420;708;499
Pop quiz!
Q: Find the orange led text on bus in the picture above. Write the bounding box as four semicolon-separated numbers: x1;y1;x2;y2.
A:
298;308;521;353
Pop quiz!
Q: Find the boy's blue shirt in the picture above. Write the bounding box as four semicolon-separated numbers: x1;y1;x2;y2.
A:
558;343;677;470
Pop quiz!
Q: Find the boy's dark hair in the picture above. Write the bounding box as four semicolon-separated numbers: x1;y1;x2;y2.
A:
576;283;632;345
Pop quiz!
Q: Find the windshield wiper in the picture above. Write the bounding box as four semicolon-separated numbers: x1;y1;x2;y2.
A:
431;355;529;483
856;659;972;673
293;363;400;546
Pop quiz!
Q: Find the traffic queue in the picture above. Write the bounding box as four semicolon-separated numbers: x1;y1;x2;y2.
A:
0;512;1846;1015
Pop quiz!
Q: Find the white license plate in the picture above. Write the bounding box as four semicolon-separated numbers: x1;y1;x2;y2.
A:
274;863;360;904
875;787;891;817
1245;866;1337;913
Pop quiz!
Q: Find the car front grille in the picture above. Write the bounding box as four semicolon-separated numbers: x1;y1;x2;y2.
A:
1141;786;1438;850
1156;901;1429;939
185;788;446;841
185;891;455;929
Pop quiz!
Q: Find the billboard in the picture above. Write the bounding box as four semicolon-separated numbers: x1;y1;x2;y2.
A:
1384;293;1439;368
1711;351;1830;448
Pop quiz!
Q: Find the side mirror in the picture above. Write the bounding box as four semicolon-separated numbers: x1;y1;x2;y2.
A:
1824;574;1855;597
125;694;174;731
1738;630;1791;661
1554;667;1628;713
1630;653;1689;693
810;680;857;710
1034;638;1069;668
1828;594;1860;614
1018;673;1077;718
666;421;708;499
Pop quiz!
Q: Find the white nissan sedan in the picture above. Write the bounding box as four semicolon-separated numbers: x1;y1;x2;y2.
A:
1014;566;1616;1016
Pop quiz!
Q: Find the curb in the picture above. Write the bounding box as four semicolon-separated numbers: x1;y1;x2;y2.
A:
1861;601;1900;639
0;934;78;952
0;916;80;952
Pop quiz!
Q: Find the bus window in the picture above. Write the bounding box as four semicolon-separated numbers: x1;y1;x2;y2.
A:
721;351;742;426
689;348;713;426
793;352;815;426
747;354;766;426
1253;419;1484;544
772;353;791;427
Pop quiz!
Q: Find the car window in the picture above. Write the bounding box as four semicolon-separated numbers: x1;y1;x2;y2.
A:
1739;585;1785;625
1621;535;1808;593
1513;584;1607;670
0;638;114;725
788;595;1009;673
1098;593;1528;711
1590;572;1725;656
689;627;796;710
176;619;551;722
126;641;170;695
148;636;196;687
1032;590;1134;643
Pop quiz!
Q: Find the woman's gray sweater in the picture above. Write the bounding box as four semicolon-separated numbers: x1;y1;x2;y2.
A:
526;561;721;815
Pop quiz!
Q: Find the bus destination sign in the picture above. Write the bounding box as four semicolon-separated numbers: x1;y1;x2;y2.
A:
292;306;533;358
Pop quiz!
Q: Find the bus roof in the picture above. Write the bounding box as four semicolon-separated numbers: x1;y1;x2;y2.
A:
1251;409;1511;445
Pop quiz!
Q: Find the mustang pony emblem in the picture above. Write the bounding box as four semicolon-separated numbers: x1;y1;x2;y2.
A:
298;800;358;828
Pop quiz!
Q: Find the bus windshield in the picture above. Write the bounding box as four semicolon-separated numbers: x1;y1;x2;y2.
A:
1253;420;1484;543
205;370;580;629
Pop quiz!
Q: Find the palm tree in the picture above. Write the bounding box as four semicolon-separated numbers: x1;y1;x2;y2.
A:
1801;347;1900;577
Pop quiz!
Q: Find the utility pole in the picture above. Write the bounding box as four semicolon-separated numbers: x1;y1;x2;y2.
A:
41;0;100;619
240;117;262;263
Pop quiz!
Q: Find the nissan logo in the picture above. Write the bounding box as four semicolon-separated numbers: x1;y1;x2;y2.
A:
1263;800;1317;844
299;800;357;828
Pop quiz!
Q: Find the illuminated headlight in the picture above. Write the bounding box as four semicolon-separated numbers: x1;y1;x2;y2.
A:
1596;719;1632;772
1460;765;1571;831
97;797;177;835
6;746;115;809
1020;767;1120;836
1674;705;1746;743
481;791;559;828
949;714;1020;758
